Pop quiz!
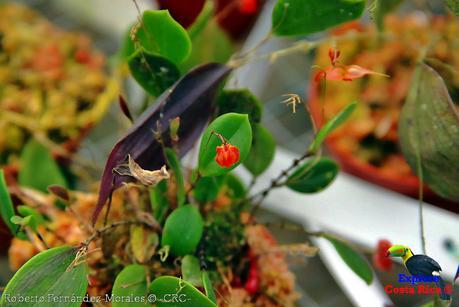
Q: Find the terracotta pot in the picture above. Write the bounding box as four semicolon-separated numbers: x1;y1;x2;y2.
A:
308;78;432;198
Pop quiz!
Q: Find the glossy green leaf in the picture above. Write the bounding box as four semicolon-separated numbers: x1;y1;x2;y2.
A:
10;215;29;226
201;271;217;304
161;205;204;256
217;89;263;125
193;175;225;203
17;206;45;232
272;0;366;36
112;264;148;307
0;169;18;235
137;10;191;64
399;63;459;201
223;174;246;199
149;276;216;307
309;101;357;153
286;157;339;193
445;0;459;16
18;140;68;193
324;235;373;285
181;255;202;287
119;23;136;60
150;180;169;225
128;49;180;97
165;148;185;207
0;246;88;307
243;124;276;176
180;11;233;73
198;113;252;177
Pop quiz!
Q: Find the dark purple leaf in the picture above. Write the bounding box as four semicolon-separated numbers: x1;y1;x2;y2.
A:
93;63;231;224
118;95;134;123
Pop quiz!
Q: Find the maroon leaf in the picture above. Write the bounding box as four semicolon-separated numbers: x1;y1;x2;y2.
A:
93;63;231;224
118;95;134;122
47;185;70;202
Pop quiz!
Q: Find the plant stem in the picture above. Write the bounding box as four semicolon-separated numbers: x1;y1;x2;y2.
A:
82;220;155;248
262;221;325;238
417;153;427;255
248;150;313;215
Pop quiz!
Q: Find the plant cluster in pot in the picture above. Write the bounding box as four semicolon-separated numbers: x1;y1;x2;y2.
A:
308;12;459;209
0;3;119;250
1;1;457;306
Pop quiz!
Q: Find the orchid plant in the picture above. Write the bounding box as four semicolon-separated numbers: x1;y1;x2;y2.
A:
0;0;458;306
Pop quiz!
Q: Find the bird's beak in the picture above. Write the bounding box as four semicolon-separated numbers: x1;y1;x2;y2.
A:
386;245;406;257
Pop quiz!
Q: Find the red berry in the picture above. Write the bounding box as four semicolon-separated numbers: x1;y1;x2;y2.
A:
245;275;259;295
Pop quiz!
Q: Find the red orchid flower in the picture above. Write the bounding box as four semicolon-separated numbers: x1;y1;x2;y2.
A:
239;0;258;14
216;143;240;168
373;239;393;272
212;131;240;168
314;48;389;82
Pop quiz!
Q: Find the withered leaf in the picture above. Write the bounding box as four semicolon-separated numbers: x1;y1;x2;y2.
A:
94;63;231;224
114;155;169;186
47;185;70;202
399;63;459;201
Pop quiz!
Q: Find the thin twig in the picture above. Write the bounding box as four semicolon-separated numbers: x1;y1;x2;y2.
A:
82;220;155;247
248;150;313;215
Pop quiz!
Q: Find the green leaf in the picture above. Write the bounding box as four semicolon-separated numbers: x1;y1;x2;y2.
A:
137;10;192;64
201;271;217;304
181;255;202;287
286;157;339;193
17;205;45;232
119;23;136;60
0;169;18;235
198;113;253;177
272;0;366;36
193;175;225;203
217;89;263;125
18;140;68;193
10;215;26;226
180;11;234;73
130;225;159;263
165;148;185;207
445;0;459;16
223;174;246;199
323;235;373;285
0;246;88;307
161;205;204;256
112;264;148;307
188;0;214;40
149;276;216;307
128;49;180;97
309;101;357;153
399;63;459;201
243;124;276;176
150;180;169;225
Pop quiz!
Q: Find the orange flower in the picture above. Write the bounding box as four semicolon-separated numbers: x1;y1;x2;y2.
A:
315;48;389;82
216;143;240;168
